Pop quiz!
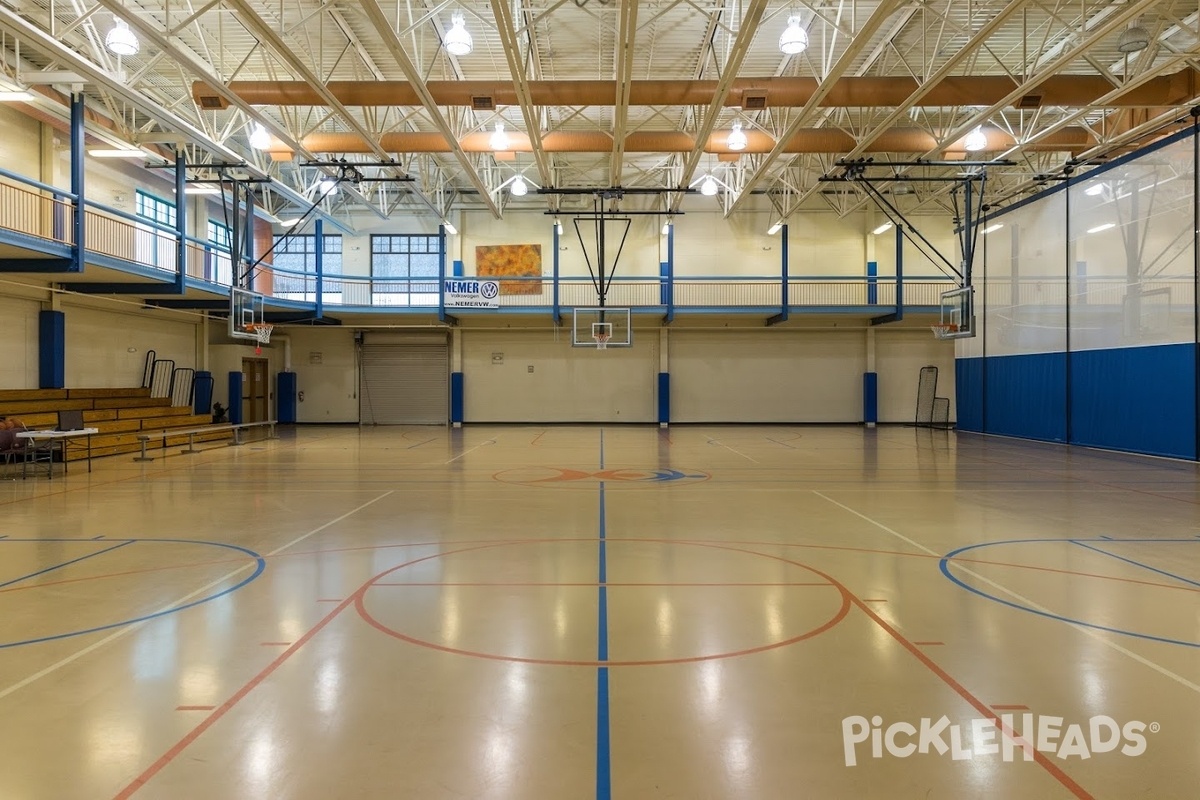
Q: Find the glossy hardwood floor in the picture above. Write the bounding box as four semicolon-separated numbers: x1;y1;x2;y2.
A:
0;424;1196;799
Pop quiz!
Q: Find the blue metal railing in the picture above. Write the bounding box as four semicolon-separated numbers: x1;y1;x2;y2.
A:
0;165;963;315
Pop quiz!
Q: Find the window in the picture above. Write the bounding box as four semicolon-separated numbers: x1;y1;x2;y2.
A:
135;191;176;227
206;220;233;285
271;234;342;300
134;191;176;269
371;235;440;306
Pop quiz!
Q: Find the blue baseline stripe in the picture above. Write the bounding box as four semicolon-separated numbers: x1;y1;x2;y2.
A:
0;538;267;649
1072;540;1200;588
0;540;133;589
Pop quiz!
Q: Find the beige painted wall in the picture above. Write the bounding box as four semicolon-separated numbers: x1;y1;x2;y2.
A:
280;327;359;423
63;303;200;388
875;330;957;423
462;329;659;422
670;330;867;422
0;292;42;388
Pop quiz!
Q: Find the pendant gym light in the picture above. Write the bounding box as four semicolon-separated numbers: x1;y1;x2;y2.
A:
105;19;139;57
510;175;528;197
248;123;271;150
490;122;510;151
963;126;988;152
779;16;808;55
444;12;473;56
1117;20;1150;54
699;175;719;197
727;122;747;152
318;178;338;197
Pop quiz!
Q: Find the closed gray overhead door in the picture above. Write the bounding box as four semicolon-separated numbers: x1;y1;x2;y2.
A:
359;336;448;425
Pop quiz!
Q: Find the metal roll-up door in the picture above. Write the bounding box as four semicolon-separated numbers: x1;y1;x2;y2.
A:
359;334;449;425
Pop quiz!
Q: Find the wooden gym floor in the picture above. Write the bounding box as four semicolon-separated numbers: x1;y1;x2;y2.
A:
0;425;1197;799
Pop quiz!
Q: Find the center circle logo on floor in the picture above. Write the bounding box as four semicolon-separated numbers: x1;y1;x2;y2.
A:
493;466;710;485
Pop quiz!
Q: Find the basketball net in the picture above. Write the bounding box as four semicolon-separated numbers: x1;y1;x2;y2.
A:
594;332;610;350
248;323;274;355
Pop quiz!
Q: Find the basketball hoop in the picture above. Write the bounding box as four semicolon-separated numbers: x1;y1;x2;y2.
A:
591;321;613;351
247;323;273;354
931;323;959;340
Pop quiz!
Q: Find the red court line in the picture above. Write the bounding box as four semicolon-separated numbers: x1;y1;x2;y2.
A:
111;542;514;799
356;540;852;668
684;542;1093;800
9;534;1195;599
174;706;214;712
372;580;832;588
862;598;888;602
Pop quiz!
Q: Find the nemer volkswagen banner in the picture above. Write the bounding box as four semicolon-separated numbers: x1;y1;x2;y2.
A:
444;279;500;309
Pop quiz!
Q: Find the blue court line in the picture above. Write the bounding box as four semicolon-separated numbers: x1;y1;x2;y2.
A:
940;538;1200;648
1072;540;1200;588
0;538;266;649
0;540;133;590
596;428;611;800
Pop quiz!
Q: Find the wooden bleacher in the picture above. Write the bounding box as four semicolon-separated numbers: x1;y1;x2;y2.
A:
0;387;232;461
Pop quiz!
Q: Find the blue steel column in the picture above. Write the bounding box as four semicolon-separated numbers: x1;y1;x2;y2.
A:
243;189;255;289
70;93;85;273
895;223;904;313
438;223;447;323
666;223;675;323
174;151;186;293
553;220;561;324
780;223;789;321
314;218;324;318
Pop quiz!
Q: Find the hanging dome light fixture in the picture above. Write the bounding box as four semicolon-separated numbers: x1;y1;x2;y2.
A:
699;175;719;197
318;178;338;197
779;16;809;55
444;11;473;56
490;122;510;151
727;121;748;152
510;175;528;197
105;19;140;57
1117;19;1150;53
248;123;271;150
963;126;988;152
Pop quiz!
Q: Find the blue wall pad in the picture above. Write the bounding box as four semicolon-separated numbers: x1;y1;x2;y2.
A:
38;310;65;389
227;371;243;425
862;372;878;423
453;259;463;277
983;351;1067;442
450;372;464;423
657;373;670;424
193;371;214;417
1069;343;1196;460
276;371;298;424
955;358;984;433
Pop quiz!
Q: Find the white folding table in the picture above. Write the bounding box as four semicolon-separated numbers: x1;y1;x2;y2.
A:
16;428;98;478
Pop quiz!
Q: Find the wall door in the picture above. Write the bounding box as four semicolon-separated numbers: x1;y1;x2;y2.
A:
241;357;270;422
359;334;449;425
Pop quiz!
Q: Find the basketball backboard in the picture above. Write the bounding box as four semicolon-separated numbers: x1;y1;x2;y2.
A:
933;286;975;339
229;287;265;341
572;307;632;348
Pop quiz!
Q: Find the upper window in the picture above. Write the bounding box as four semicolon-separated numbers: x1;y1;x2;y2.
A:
372;235;440;281
135;191;176;228
271;234;342;298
